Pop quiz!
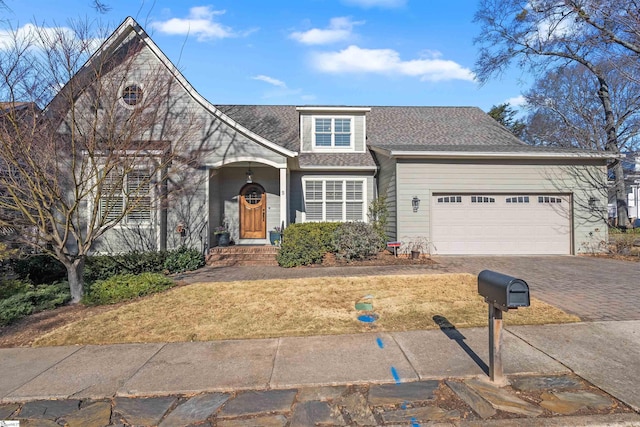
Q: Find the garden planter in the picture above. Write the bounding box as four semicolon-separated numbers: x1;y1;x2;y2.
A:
216;232;231;247
411;250;420;260
269;230;282;245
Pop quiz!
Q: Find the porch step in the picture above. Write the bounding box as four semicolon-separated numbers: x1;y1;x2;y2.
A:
206;245;279;267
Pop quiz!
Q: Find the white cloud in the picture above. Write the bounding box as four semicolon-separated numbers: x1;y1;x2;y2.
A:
290;17;363;45
505;95;526;107
311;45;475;82
342;0;406;8
525;1;582;44
150;6;241;41
253;75;286;88
0;23;102;52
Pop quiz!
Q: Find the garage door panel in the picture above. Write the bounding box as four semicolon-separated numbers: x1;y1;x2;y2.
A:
432;194;570;255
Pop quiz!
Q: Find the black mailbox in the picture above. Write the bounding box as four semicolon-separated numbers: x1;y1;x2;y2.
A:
478;270;530;311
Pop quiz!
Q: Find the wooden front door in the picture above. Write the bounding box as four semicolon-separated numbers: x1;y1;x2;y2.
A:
240;183;266;239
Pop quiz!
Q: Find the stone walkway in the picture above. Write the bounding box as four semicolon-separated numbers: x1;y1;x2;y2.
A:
1;374;637;426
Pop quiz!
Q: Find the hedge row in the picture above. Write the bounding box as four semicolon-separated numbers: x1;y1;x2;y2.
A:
13;246;205;285
276;222;383;267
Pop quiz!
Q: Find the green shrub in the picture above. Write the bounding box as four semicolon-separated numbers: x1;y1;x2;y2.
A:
333;222;380;261
13;254;67;284
84;255;122;282
0;279;32;299
83;273;175;305
117;251;169;274
85;251;169;282
0;294;34;326
0;281;71;326
164;246;205;273
30;281;72;311
276;222;340;267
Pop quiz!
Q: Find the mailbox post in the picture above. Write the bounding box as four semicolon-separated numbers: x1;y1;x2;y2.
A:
478;270;530;383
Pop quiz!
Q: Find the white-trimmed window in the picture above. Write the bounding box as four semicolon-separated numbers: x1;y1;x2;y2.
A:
304;179;365;222
99;168;152;224
313;117;353;149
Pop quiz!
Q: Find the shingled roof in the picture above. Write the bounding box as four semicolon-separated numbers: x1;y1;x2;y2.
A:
215;105;300;152
215;104;604;163
366;106;524;148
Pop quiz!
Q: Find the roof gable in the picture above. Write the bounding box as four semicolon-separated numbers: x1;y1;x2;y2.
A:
49;17;297;159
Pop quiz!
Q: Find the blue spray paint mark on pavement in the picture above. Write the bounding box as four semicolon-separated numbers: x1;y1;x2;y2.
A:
390;366;401;384
411;416;420;426
376;337;384;348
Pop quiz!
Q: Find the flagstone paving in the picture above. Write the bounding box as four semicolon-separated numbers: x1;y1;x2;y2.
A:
2;374;637;426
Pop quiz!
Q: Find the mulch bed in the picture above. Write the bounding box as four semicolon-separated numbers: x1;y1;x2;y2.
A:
321;250;437;267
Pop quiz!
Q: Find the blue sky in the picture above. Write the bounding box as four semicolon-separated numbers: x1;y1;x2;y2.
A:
2;0;530;111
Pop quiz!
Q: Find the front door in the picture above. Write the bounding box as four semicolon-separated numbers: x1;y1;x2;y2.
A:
240;183;266;239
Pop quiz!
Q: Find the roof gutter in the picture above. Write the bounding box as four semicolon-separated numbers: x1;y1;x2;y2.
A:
369;146;617;160
299;165;378;171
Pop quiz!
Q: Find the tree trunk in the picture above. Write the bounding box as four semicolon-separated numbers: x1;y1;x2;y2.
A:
596;75;630;228
65;257;86;304
611;160;630;229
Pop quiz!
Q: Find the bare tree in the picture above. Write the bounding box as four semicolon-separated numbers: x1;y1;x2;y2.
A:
524;62;640;152
474;0;640;228
0;19;201;302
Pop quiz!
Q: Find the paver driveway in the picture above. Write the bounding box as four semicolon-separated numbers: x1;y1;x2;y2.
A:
435;256;640;321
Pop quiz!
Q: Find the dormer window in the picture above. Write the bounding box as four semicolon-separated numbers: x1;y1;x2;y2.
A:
314;117;353;150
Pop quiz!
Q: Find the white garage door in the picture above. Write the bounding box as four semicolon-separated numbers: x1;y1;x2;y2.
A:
431;194;571;255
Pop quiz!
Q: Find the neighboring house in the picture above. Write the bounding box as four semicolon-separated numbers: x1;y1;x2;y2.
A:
609;153;640;225
629;155;640;223
58;17;611;255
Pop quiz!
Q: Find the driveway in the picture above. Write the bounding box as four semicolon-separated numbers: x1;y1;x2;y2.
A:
435;256;640;322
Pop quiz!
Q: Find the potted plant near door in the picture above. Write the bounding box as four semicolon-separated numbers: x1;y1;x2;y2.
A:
269;226;282;246
214;225;231;247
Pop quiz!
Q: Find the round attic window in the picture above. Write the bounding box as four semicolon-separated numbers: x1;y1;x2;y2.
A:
122;84;143;106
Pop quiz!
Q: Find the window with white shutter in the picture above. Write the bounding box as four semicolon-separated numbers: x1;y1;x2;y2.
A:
99;168;153;225
303;179;366;222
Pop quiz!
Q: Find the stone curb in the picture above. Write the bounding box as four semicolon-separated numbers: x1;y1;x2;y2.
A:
455;413;640;426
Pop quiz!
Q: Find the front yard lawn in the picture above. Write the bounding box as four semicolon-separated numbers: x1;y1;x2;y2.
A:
30;273;579;347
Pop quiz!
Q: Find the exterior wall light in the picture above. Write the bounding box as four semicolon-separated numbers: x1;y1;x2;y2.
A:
246;164;253;183
412;196;420;212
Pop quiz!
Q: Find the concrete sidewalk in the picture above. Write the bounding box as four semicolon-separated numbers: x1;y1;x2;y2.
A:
1;321;639;425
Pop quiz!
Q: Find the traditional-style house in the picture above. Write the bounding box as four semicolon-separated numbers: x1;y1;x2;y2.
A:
57;17;610;255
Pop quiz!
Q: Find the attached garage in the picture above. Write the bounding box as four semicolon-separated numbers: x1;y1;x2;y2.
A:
431;193;572;255
367;106;610;256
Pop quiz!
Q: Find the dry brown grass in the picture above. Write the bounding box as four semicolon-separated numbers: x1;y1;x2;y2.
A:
33;273;579;347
